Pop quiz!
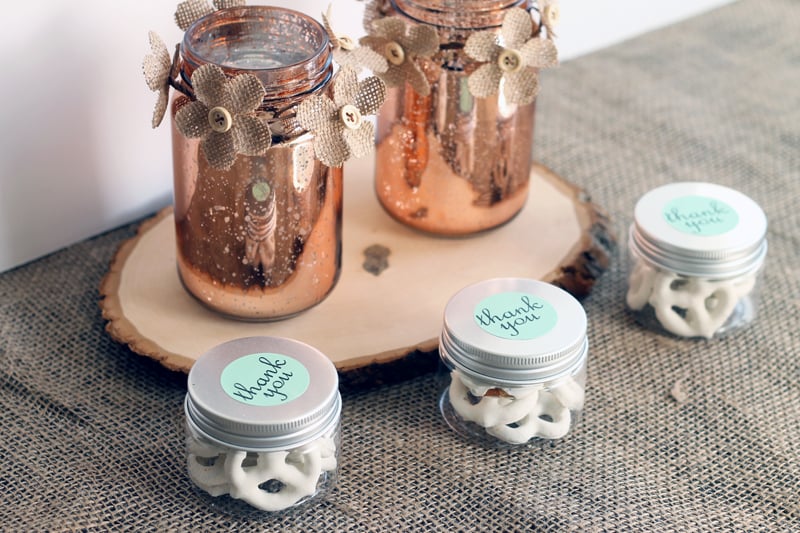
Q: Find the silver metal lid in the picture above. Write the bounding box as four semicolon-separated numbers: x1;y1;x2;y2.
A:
185;336;341;451
440;278;588;386
630;182;767;278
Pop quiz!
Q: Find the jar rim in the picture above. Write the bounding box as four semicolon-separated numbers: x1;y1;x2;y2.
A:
185;336;341;451
630;182;768;277
182;6;329;74
180;6;333;103
391;0;528;29
439;278;588;385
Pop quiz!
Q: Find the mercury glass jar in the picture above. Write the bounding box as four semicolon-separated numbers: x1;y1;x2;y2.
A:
626;182;768;339
373;0;542;236
439;278;588;447
171;7;341;320
184;336;342;514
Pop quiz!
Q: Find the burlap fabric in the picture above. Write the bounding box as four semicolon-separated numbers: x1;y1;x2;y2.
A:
1;0;798;529
296;67;386;168
361;17;439;96
464;7;557;105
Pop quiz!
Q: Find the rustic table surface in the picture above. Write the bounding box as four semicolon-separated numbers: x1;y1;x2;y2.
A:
1;1;798;529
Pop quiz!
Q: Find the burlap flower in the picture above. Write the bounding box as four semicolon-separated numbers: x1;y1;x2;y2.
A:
322;7;388;74
143;31;172;128
175;0;246;31
175;64;272;170
361;17;439;97
295;67;386;168
540;0;560;38
465;7;557;105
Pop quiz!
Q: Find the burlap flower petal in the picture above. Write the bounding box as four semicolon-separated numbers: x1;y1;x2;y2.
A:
175;0;214;31
296;95;338;132
355;76;386;115
501;8;533;50
359;35;389;56
153;90;170;129
372;17;406;41
333;68;359;108
175;100;212;139
315;126;349;168
363;0;392;33
464;31;501;63
202;130;237;170
233;115;272;156
343;120;375;159
503;68;539;105
143;31;172;128
333;47;389;74
363;18;438;96
324;8;388;74
227;73;265;115
400;60;431;96
520;37;558;68
468;63;503;98
297;67;384;167
401;24;439;58
541;1;560;38
192;64;231;108
143;32;170;92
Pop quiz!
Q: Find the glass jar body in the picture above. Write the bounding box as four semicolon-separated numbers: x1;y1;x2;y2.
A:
438;358;587;447
184;418;341;515
171;7;340;320
374;0;536;236
625;234;765;339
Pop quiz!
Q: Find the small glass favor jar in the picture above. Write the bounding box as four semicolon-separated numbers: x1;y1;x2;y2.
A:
184;336;341;514
626;182;768;339
171;7;340;320
439;278;588;447
369;0;556;235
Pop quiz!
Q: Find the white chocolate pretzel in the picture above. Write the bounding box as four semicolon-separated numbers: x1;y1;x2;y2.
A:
188;436;336;511
486;391;571;444
187;437;230;497
448;371;541;427
627;262;756;338
448;370;583;444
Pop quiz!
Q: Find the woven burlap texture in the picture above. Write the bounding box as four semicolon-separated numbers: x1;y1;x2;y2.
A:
361;17;439;97
174;64;271;170
465;7;558;105
540;0;560;38
296;67;386;168
1;0;798;529
175;0;245;31
323;7;389;74
142;31;171;128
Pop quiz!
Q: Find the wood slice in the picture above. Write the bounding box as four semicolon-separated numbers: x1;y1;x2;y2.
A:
100;159;614;387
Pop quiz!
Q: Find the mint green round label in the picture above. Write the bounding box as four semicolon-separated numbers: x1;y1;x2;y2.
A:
663;195;739;236
220;353;310;406
474;292;558;340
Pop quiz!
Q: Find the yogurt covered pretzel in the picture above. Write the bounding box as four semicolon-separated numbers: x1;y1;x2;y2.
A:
627;261;758;339
188;437;337;511
626;182;767;339
448;370;584;444
439;279;589;446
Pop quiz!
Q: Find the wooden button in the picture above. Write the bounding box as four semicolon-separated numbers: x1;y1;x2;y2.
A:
384;41;405;65
498;49;523;73
338;35;356;51
340;104;363;129
208;106;233;133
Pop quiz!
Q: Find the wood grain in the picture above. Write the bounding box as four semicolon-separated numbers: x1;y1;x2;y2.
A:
100;160;614;386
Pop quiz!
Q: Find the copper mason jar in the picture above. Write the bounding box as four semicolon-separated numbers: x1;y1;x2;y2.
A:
171;7;341;320
374;0;536;236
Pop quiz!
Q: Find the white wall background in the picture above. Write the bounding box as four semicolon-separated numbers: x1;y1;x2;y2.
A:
0;0;733;273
